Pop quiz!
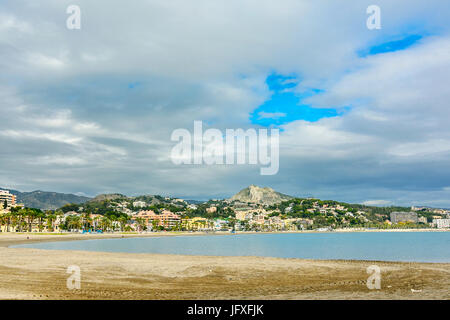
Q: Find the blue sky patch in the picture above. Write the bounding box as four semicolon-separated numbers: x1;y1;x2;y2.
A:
249;74;342;127
358;34;423;57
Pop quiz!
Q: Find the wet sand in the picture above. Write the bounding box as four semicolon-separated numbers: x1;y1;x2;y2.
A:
0;233;449;300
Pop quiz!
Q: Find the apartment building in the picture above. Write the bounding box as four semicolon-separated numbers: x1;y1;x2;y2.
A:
0;190;16;208
159;210;181;228
135;210;181;229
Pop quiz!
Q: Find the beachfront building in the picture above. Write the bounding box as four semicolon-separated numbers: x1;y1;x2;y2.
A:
433;219;450;229
0;190;16;209
135;210;181;230
134;210;159;230
390;211;418;224
183;217;211;231
159;210;181;229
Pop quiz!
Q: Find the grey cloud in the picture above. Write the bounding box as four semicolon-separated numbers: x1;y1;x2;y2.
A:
1;0;450;207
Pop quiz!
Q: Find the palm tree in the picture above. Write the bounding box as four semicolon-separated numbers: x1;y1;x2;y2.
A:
0;214;6;232
110;216;120;232
119;216;128;232
151;219;158;232
66;215;81;232
101;216;112;232
172;221;182;232
135;217;146;232
37;211;46;232
12;210;25;232
46;213;56;232
6;214;13;231
4;212;12;232
81;212;92;231
181;219;188;231
93;215;101;232
24;208;38;232
9;215;16;232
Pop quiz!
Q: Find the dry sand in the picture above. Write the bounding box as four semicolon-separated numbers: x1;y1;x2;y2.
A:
0;233;449;300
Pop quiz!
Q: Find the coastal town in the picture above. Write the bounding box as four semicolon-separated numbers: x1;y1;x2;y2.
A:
1;186;449;234
1;186;449;302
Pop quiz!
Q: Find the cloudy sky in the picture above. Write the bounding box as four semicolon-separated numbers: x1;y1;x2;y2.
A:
1;0;450;207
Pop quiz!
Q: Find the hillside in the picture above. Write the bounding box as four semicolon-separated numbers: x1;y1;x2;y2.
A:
88;193;128;203
1;189;91;210
229;185;293;205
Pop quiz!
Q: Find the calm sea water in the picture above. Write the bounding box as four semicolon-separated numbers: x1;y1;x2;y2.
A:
12;232;450;262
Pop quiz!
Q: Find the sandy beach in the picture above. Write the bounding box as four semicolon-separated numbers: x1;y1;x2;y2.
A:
0;232;449;300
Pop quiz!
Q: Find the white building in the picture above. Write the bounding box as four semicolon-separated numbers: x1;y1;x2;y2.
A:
433;219;450;229
284;206;293;213
133;201;146;208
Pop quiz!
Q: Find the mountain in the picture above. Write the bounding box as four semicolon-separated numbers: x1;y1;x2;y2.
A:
229;185;293;205
88;193;128;203
1;188;91;210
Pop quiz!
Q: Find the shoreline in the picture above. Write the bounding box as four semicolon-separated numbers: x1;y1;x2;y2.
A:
1;228;448;248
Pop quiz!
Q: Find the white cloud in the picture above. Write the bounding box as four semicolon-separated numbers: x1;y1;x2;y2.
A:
362;200;392;206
